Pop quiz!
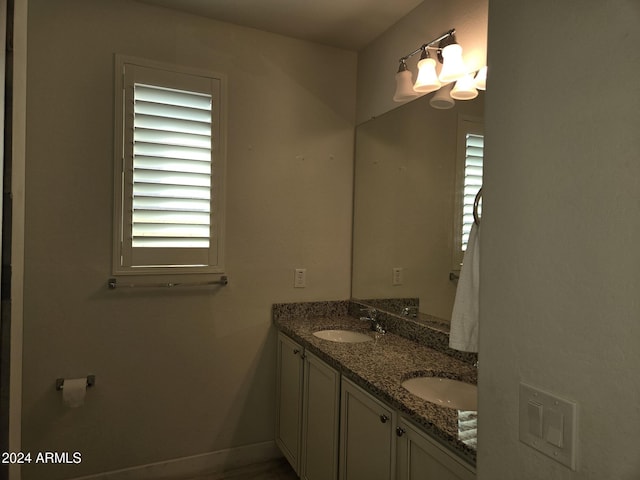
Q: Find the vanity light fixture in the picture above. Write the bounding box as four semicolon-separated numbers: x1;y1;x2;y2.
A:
393;59;420;102
474;66;487;90
429;83;455;109
450;73;478;100
437;42;466;83
413;47;441;93
392;28;486;108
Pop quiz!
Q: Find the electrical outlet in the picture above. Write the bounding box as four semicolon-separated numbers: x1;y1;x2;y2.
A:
294;268;306;288
392;267;403;286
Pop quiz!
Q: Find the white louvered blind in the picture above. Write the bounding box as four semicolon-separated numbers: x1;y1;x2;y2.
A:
461;133;484;251
132;84;212;249
114;57;226;275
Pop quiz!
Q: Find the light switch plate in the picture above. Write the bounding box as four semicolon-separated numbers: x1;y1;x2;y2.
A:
519;382;577;470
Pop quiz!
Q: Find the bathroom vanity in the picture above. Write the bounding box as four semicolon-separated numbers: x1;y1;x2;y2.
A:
274;301;477;480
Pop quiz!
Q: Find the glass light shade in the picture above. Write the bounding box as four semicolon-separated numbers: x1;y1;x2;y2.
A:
474;66;487;90
430;83;455;110
413;57;441;93
450;73;478;100
438;43;467;83
393;69;419;102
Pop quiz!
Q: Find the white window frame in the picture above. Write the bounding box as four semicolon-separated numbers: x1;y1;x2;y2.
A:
452;115;483;269
112;55;227;277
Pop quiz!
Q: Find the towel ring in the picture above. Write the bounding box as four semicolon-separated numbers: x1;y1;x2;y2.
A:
473;188;483;225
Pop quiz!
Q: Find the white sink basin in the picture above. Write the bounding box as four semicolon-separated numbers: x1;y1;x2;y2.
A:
402;377;477;410
313;329;373;343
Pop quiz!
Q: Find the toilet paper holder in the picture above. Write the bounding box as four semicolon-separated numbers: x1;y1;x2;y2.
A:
56;375;96;391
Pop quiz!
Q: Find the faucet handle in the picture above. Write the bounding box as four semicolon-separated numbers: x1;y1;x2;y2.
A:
360;307;377;319
401;306;418;317
359;307;378;324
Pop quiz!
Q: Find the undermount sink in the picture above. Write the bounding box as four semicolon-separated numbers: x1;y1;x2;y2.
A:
402;377;477;411
313;329;373;343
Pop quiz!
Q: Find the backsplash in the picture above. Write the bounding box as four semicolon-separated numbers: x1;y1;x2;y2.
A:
351;297;419;315
272;300;350;321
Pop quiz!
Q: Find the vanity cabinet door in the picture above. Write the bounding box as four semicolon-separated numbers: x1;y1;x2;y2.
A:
301;351;340;480
339;378;395;480
275;332;304;474
396;418;475;480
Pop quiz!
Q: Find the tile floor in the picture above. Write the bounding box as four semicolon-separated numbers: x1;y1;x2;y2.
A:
175;458;298;480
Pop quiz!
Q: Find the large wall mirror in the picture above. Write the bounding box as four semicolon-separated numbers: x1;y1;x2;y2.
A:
351;93;484;323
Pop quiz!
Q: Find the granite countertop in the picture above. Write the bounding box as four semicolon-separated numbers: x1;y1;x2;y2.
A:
274;312;478;467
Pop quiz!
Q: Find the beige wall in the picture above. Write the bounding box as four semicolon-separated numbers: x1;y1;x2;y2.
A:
23;0;355;478
356;0;488;124
479;0;640;478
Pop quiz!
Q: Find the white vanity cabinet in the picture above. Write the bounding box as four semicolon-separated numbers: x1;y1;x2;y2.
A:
275;332;340;479
275;332;304;474
339;378;396;480
396;418;476;480
276;331;475;480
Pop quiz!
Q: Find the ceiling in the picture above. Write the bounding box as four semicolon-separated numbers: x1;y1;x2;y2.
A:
136;0;425;50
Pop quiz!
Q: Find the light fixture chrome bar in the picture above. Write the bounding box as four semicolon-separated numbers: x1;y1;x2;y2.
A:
108;275;228;289
398;29;455;62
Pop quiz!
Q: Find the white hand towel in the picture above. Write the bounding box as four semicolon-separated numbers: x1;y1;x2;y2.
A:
449;222;480;352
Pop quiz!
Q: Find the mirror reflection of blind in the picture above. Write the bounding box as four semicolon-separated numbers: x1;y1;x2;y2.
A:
132;84;212;249
461;133;484;251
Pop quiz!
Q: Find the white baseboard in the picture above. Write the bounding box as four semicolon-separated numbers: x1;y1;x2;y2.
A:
67;440;282;480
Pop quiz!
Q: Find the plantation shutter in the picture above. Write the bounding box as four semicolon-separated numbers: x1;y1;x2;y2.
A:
461;134;484;251
132;84;212;249
115;59;226;274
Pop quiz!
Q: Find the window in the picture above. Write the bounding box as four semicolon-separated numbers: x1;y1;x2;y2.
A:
453;116;484;268
113;56;226;276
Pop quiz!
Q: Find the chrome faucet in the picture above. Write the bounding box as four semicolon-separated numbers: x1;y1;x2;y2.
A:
360;307;386;334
